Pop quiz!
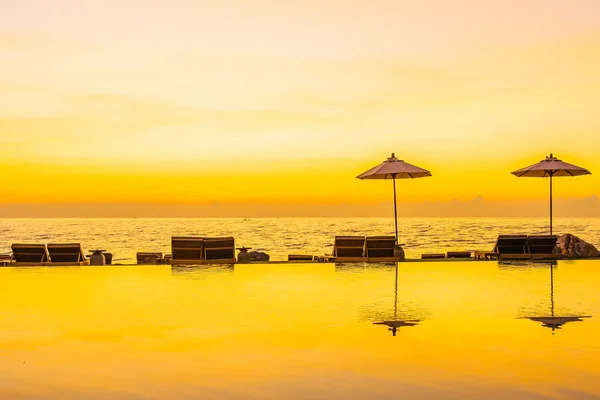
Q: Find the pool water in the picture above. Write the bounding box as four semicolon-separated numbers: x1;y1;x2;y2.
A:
1;261;599;399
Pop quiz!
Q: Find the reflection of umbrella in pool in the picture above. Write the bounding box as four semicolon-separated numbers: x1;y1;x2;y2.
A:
357;153;432;244
526;264;591;334
373;265;421;336
511;154;591;235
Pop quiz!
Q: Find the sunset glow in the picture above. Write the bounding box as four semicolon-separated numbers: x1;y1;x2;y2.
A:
2;0;599;216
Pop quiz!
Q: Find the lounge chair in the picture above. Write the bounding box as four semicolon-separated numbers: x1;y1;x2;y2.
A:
47;243;89;265
446;251;472;259
332;236;365;262
137;252;163;264
421;253;445;259
203;237;236;264
11;244;50;265
365;236;401;262
288;254;317;262
493;235;529;260
170;237;204;265
527;235;561;260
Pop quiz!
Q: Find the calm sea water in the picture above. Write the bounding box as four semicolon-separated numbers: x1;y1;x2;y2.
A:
1;261;599;399
1;217;599;262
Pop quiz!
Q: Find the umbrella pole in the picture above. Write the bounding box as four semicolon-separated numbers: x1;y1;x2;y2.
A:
550;173;553;235
393;175;398;244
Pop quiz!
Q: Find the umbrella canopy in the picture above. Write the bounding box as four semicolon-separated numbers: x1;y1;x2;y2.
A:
357;153;432;243
512;154;591;177
357;154;432;180
511;154;591;234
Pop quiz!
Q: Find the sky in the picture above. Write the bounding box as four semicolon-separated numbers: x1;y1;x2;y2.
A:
1;0;599;216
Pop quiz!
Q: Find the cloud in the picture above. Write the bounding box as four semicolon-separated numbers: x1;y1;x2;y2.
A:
1;196;599;217
0;32;44;49
0;30;85;52
0;92;364;164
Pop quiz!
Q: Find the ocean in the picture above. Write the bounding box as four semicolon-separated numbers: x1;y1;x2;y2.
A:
1;217;599;262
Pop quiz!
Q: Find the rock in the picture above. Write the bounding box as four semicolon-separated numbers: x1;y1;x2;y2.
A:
393;245;406;261
556;234;600;258
236;248;270;262
249;251;270;262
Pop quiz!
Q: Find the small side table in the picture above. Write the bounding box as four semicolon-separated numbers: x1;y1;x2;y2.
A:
474;251;499;260
236;247;253;263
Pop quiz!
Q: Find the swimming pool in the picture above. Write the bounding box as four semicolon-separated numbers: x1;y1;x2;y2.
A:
1;261;598;399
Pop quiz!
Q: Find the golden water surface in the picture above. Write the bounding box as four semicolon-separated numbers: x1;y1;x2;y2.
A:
1;261;599;399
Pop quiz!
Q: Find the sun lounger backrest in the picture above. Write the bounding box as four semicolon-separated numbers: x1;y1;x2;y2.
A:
171;237;203;260
47;243;85;262
493;235;528;254
203;237;235;261
333;236;365;258
365;236;396;258
11;244;49;263
527;235;558;255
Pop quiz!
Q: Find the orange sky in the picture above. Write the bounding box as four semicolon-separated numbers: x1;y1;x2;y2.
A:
1;0;599;216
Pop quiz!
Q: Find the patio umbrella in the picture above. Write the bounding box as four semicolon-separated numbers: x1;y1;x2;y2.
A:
357;153;432;244
525;264;591;334
511;154;591;235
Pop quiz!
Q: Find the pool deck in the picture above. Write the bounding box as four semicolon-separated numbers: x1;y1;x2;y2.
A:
3;257;599;267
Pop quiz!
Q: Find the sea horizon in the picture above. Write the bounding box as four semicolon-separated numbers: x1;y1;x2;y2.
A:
3;217;599;262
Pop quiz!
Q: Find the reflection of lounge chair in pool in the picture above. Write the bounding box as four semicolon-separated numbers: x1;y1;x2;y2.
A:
170;237;204;265
11;244;50;265
47;243;89;265
332;236;365;262
365;236;401;262
203;237;236;264
526;235;561;260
